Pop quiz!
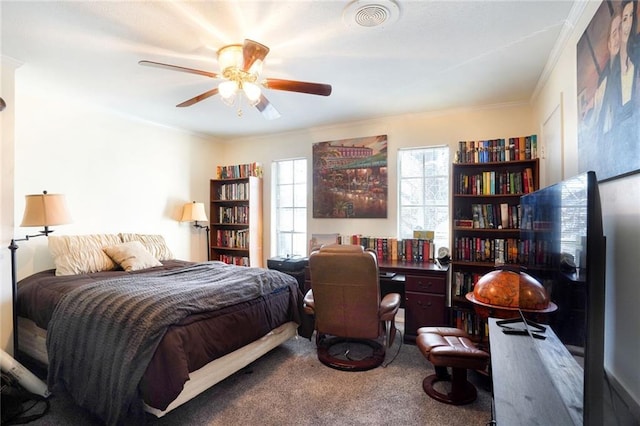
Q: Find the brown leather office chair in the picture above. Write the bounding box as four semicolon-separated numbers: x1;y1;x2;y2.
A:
303;244;401;371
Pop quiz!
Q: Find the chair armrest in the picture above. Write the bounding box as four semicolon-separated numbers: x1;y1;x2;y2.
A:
303;289;315;315
379;293;401;320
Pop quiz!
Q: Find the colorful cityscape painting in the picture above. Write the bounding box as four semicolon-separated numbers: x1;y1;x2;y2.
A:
312;135;388;218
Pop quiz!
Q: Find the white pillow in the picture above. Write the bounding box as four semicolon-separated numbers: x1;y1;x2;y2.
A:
49;234;122;276
103;241;162;272
118;233;174;261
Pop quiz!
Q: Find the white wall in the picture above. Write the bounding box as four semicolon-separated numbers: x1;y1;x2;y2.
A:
1;57;21;353
12;90;223;276
225;103;535;260
532;1;640;409
0;68;225;354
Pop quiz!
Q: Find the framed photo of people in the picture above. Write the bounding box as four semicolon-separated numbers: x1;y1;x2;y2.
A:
312;135;388;218
577;0;640;182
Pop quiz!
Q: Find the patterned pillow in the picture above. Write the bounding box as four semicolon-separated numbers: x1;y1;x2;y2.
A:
103;241;162;272
48;234;122;276
118;233;174;261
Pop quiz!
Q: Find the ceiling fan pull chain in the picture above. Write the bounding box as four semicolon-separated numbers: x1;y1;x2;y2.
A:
237;95;243;117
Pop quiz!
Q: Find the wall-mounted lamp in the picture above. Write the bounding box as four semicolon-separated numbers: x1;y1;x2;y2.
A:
181;201;210;261
8;191;72;356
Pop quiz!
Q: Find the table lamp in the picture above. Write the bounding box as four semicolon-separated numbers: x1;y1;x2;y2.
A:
181;201;210;261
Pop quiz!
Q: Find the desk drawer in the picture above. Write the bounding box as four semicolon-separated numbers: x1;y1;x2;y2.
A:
405;275;445;294
405;292;447;332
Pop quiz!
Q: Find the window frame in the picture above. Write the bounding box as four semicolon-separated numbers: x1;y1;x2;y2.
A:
397;145;450;253
271;157;308;258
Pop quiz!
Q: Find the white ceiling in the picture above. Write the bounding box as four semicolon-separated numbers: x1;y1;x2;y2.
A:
1;1;581;140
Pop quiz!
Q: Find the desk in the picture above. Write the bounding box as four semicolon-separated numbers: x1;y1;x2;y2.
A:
304;261;449;343
488;317;583;425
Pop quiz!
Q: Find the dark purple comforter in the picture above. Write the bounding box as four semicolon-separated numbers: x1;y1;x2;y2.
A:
17;260;310;423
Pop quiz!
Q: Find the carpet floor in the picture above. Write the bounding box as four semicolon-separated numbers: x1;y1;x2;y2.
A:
23;331;493;426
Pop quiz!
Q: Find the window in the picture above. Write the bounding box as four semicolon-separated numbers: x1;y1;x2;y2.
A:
271;158;308;257
398;146;450;252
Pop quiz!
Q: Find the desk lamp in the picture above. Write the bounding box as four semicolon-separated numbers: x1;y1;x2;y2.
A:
8;191;72;356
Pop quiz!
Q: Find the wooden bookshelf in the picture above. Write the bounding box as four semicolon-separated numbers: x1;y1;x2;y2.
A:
450;153;539;340
209;176;263;267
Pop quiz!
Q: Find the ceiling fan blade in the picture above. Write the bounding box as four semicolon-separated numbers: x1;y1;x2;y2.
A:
176;88;219;107
139;60;219;79
242;39;270;73
255;95;281;120
263;78;332;96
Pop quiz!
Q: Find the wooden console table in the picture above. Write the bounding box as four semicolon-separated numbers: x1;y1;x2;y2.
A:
488;317;583;425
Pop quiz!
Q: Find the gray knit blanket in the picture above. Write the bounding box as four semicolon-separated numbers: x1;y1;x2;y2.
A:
46;261;297;425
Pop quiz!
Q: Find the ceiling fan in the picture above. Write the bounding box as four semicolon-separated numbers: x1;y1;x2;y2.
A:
139;39;332;120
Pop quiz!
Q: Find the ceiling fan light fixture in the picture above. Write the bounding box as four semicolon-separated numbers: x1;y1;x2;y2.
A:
140;38;330;120
242;82;262;106
219;80;238;105
217;44;243;76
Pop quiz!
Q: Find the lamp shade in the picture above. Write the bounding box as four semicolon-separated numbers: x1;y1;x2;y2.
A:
20;192;72;227
219;80;239;105
242;82;262;105
181;202;208;222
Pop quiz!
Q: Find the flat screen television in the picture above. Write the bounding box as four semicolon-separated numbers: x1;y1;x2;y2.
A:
519;171;605;426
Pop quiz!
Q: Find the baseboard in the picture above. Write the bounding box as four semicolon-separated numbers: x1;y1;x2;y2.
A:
605;369;640;425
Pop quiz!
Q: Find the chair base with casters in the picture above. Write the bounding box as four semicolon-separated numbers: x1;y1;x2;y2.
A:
316;336;386;371
303;244;401;372
416;327;489;405
304;290;400;372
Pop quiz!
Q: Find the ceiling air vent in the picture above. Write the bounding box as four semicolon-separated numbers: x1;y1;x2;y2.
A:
343;0;400;29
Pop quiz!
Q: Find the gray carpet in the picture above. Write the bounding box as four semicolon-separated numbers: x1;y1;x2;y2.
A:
25;333;493;425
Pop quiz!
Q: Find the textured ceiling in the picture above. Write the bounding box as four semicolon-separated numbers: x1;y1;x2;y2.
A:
1;1;581;139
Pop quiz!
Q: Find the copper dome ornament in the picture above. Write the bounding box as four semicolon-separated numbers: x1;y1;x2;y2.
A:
465;269;557;313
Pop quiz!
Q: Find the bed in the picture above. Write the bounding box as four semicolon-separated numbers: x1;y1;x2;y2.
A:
15;233;311;424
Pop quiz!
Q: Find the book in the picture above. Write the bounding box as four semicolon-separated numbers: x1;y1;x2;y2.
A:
500;203;509;229
455;219;474;228
390;238;398;261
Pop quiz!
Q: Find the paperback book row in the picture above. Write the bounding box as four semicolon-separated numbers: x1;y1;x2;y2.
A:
218;206;248;224
215;254;250;266
217;182;250;200
454;237;521;264
519;238;554;268
519;204;553;231
313;233;436;263
214;229;249;249
455;202;521;230
451;307;488;339
216;162;263;179
455;135;537;164
455;236;552;267
455;167;535;195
